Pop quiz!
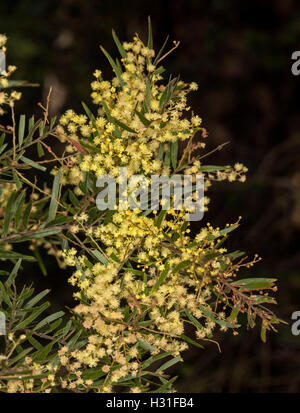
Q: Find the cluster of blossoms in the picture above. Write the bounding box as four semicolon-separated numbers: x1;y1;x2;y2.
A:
56;34;247;188
56;206;257;392
48;33;265;392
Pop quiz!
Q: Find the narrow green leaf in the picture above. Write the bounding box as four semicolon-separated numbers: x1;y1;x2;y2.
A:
100;45;125;86
180;334;204;349
134;109;151;127
112;29;127;58
34;311;65;331
147;16;153;49
37;142;45;158
24;289;50;309
33;247;47;276
158;142;164;160
18;114;26;146
157;356;182;372
13;170;22;190
6;259;22;287
137;338;154;352
231;277;277;291
22;200;32;229
0;250;35;262
1;192;16;237
151;261;170;293
91;249;108;265
14;302;50;331
48;169;62;222
20;156;46;172
11;228;62;243
171;141;178;169
164;142;171;167
154;35;169;65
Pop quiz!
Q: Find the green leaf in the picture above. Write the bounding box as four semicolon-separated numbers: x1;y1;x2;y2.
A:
37;142;45;158
145;77;151;110
82;367;106;381
0;142;7;155
157;356;182;372
147;16;153;49
229;305;240;323
0;250;35;261
112;118;137;134
11;228;62;243
22;200;32;229
100;45;125;86
6;259;22;287
134;109;151;127
91;249;108;265
199;165;229;172
34;339;58;362
112;29;127;58
231;277;277;291
34;311;65;331
151;261;170;293
9;347;33;366
26;334;43;351
101;101;121;138
18;114;26;146
13;190;25;228
48;169;62;222
180;334;204;349
137;338;154;352
24;289;50;309
207;224;239;240
20;156;46;172
12;170;22;190
68;190;80;207
0;132;5;147
164;142;171;167
171;141;178;169
13;301;50;331
152;376;178;393
158;142;164;160
185;311;204;330
33;247;47;276
199;305;237;328
81;101;96;124
173;260;191;274
50;116;57;129
261;322;267;343
1;191;15;237
142;352;173;370
0;281;12;306
155;209;167;228
154;35;169;65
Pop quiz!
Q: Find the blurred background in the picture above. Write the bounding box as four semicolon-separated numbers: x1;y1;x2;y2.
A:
1;0;300;392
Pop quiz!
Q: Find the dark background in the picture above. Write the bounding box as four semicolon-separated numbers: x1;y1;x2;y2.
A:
1;0;300;392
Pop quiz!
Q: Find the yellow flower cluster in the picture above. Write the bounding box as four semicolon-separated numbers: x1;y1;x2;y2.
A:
58;206;243;391
57;36;210;183
54;33;252;392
